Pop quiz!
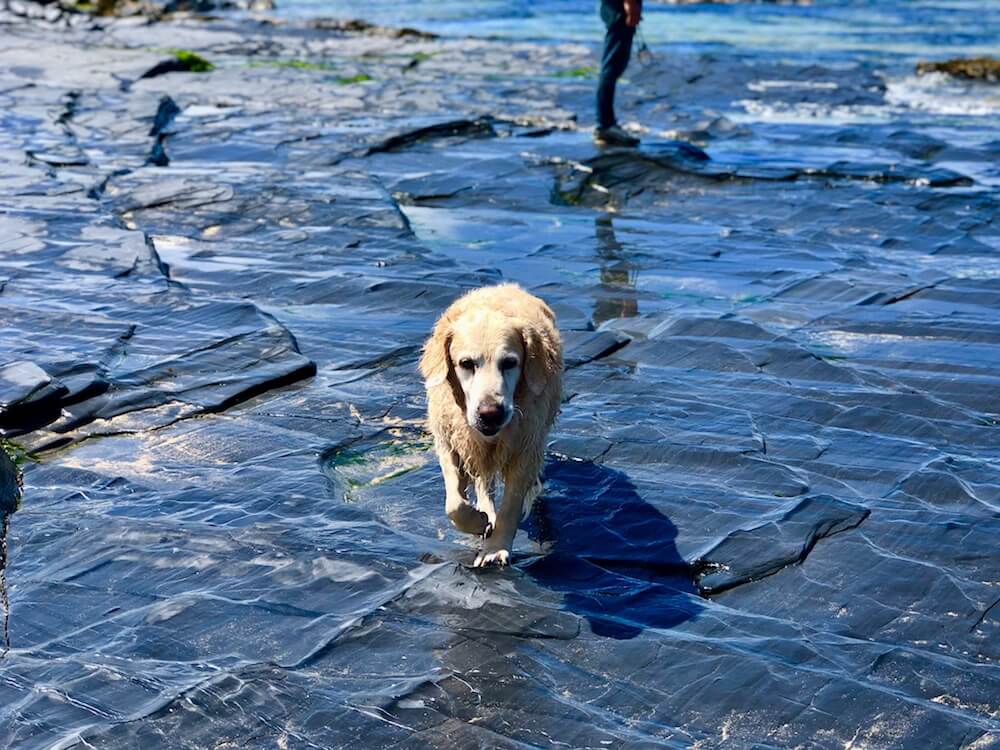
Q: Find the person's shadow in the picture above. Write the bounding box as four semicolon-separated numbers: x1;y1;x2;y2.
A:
521;458;703;639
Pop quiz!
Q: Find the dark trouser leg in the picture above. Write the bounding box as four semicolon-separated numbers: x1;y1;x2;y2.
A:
596;17;635;129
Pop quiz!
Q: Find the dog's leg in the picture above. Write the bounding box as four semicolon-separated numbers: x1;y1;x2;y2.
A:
474;467;536;567
523;476;542;518
439;448;490;536
474;476;497;531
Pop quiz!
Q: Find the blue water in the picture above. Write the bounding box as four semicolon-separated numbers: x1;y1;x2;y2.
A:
278;0;1000;60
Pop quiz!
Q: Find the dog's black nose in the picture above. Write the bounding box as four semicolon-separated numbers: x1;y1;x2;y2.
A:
476;402;507;433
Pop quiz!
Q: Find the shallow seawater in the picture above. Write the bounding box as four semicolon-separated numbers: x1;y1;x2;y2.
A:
1;0;999;747
279;0;1000;52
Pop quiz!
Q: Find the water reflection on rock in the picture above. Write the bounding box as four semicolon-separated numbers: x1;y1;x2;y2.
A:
592;216;640;327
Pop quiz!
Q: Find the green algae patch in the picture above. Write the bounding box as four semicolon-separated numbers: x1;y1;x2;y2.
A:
149;48;214;72
554;66;596;79
169;49;214;73
336;73;373;85
0;440;27;514
326;435;432;500
0;439;32;474
244;59;371;82
249;59;336;71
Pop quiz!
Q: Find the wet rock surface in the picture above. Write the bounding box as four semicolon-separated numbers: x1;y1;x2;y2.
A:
0;4;999;749
917;57;1000;83
0;449;20;515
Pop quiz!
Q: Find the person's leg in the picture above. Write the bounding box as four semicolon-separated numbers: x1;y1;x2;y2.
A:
596;7;636;129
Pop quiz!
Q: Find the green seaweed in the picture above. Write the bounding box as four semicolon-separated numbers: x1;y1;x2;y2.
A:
149;48;215;72
246;60;370;83
169;49;214;73
554;66;597;79
329;436;432;501
331;437;432;468
335;73;373;85
0;439;28;514
0;439;33;473
249;59;336;71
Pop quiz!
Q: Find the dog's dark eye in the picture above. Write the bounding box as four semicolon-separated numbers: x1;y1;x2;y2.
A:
458;358;475;371
500;356;519;371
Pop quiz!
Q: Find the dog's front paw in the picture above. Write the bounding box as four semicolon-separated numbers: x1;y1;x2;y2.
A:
474;548;509;567
474;544;510;568
447;503;491;536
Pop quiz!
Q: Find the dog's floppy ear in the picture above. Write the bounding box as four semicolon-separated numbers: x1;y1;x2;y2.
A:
420;315;452;388
520;321;561;396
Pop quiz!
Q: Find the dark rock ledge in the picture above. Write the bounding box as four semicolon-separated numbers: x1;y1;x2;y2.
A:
916;56;1000;82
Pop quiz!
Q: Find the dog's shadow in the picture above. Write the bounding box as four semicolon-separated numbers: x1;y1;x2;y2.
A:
521;458;703;640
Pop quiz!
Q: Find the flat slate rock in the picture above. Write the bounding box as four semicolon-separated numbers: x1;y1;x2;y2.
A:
0;7;997;750
0;361;54;410
693;494;871;594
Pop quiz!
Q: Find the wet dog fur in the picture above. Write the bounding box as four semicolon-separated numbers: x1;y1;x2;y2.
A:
420;284;562;566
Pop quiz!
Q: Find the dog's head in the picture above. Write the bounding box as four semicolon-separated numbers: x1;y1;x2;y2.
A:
421;306;559;439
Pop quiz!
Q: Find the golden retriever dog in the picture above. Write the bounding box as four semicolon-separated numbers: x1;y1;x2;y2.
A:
420;284;562;567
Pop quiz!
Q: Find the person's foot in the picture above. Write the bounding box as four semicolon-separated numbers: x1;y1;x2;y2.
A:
593;125;640;148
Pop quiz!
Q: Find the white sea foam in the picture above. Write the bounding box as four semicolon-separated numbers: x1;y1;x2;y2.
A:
885;73;1000;117
734;99;890;125
746;79;840;92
